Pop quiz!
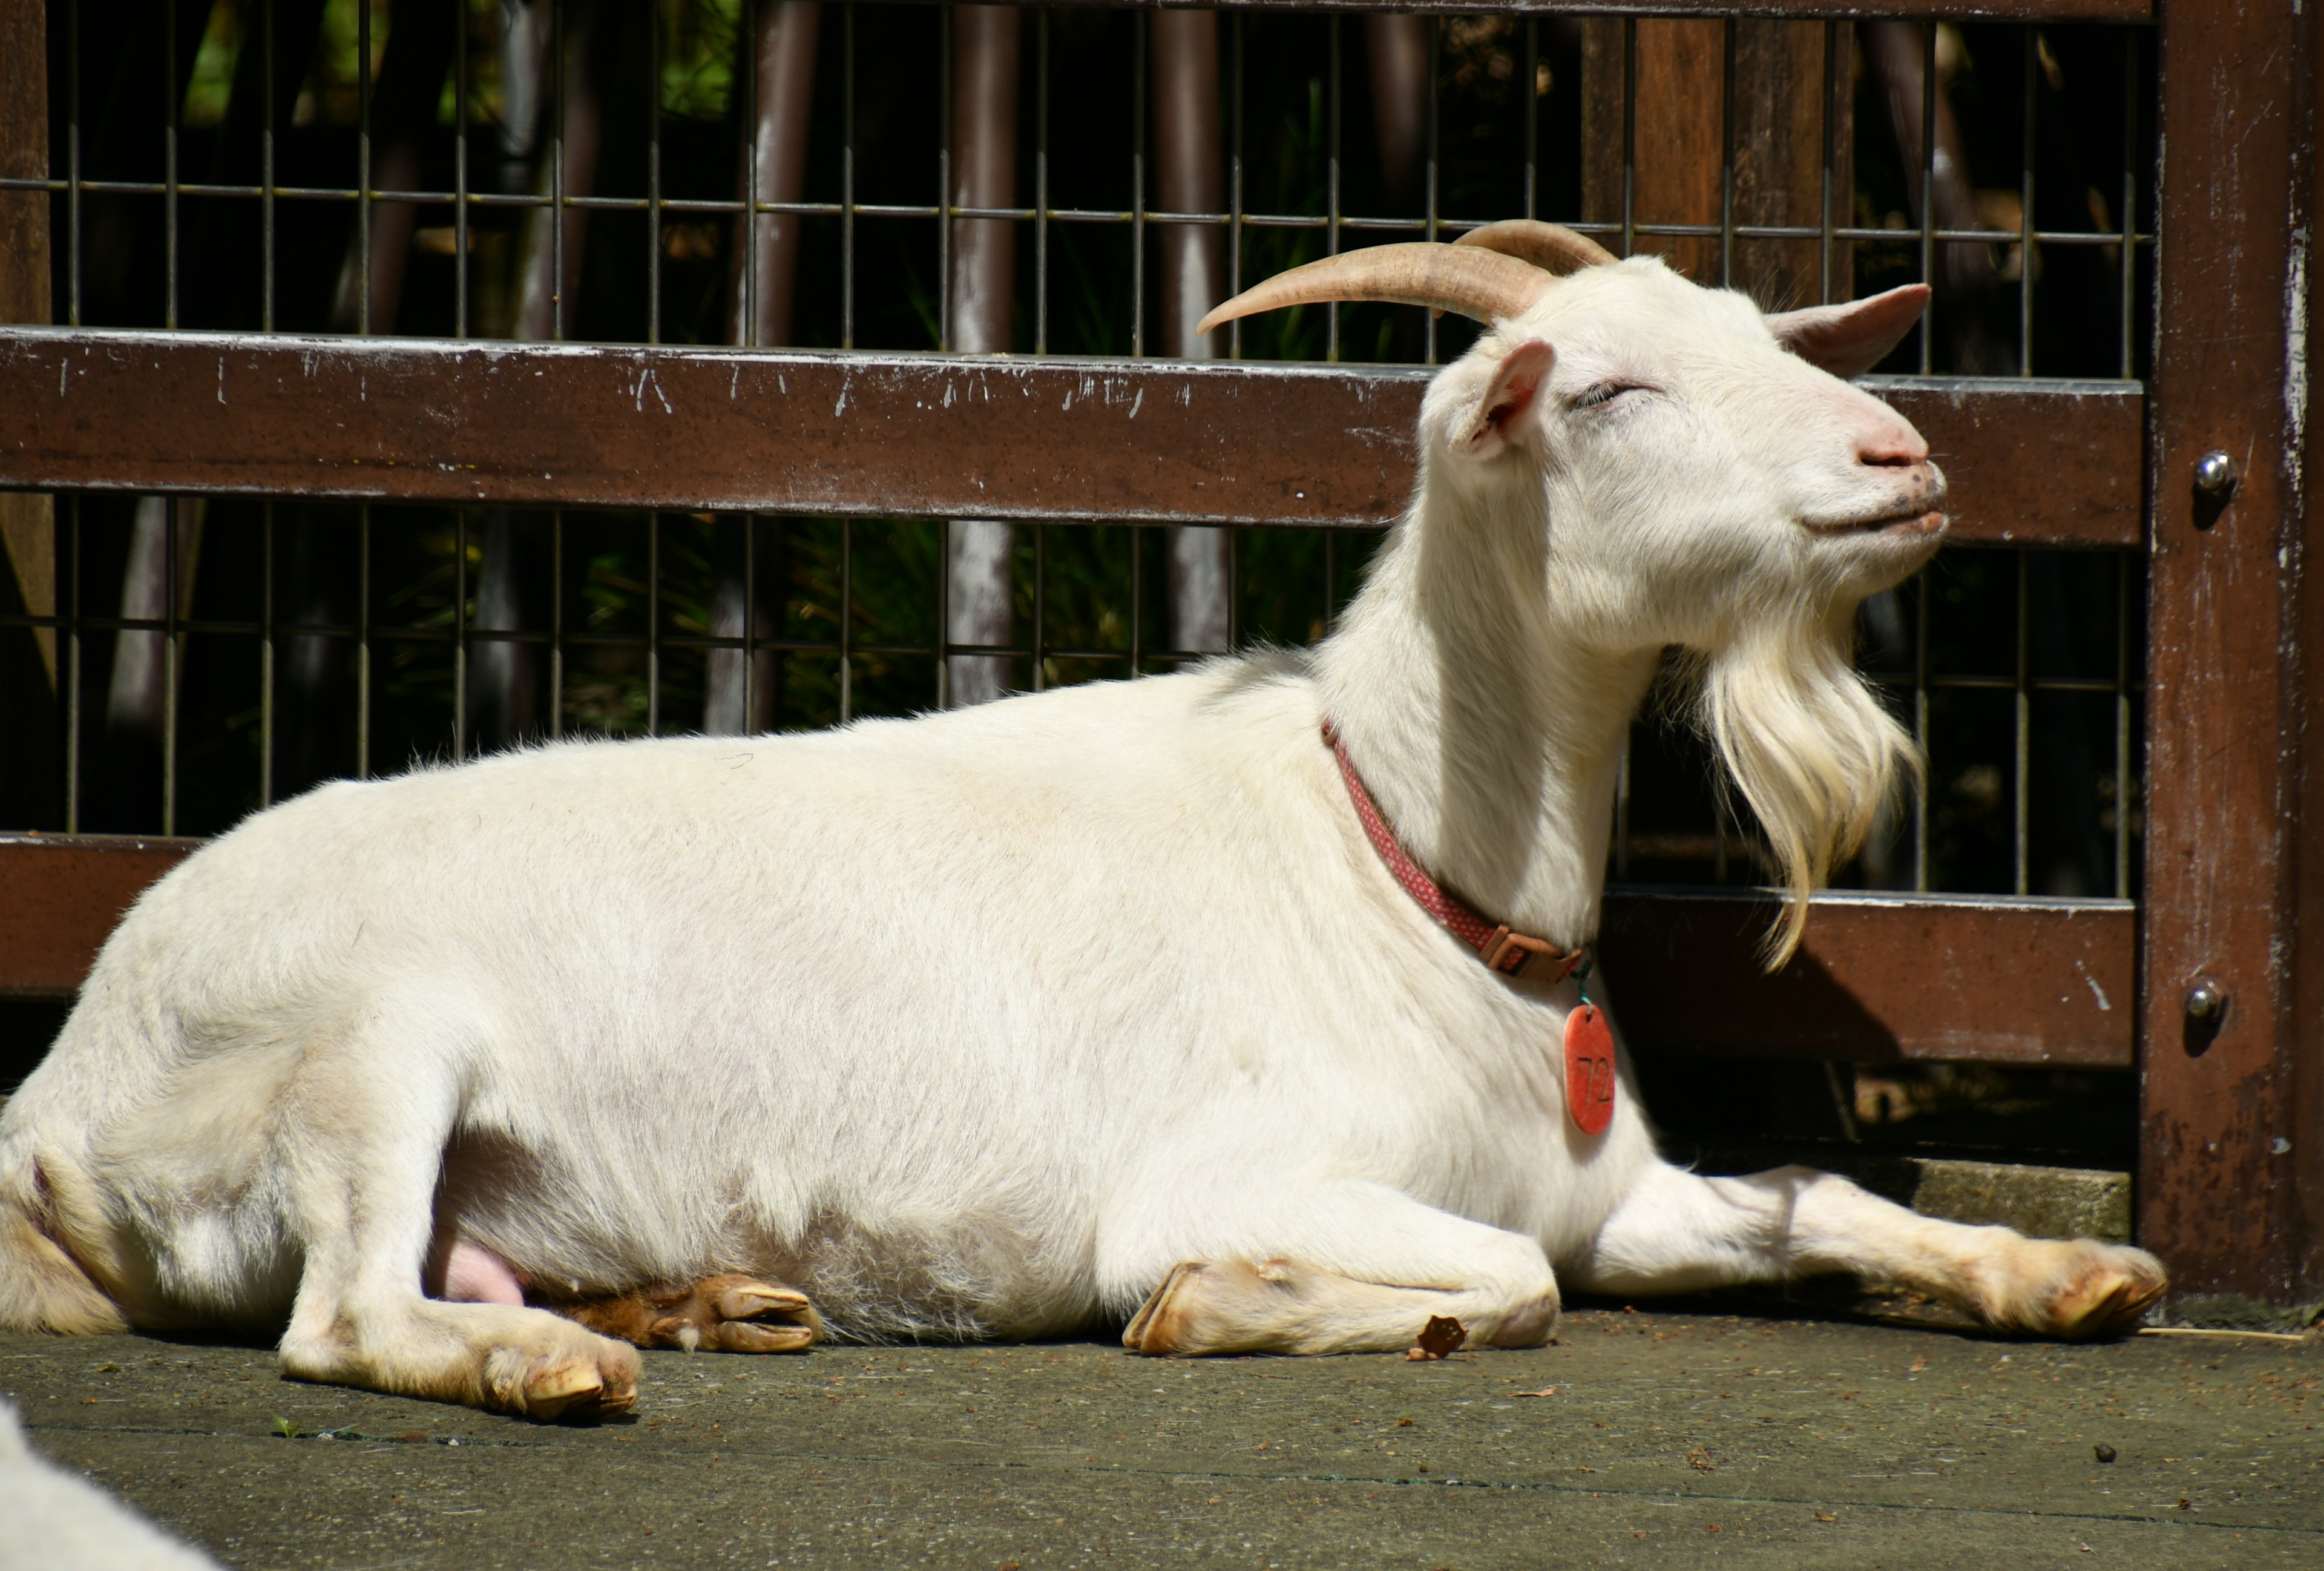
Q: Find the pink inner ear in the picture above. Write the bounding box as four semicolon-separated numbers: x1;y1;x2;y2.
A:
1469;339;1557;450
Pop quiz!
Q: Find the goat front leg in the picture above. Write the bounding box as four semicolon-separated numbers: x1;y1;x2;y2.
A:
1567;1160;2164;1339
1108;1179;1560;1357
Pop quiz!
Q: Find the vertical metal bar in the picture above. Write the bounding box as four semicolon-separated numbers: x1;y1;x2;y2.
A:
1620;18;1636;258
2020;29;2036;376
1523;18;1537;221
1228;11;1243;360
454;0;468;339
937;5;951;351
260;503;274;808
1914;570;1930;890
936;516;950;708
1919;24;1937;374
1614;736;1631;881
1424;16;1439;364
1327;15;1340;360
1128;521;1143;676
356;507;372;779
355;0;370;334
550;512;565;736
837;518;853;722
165;0;179;328
67;0;80;328
1132;9;1146;359
2014;552;2030;895
2115;552;2132;898
162;499;178;835
263;0;277;331
65;498;81;832
1226;527;1240;651
841;2;855;350
1820;19;1837;304
648;0;663;346
741;515;757;726
1035;8;1049;354
647;513;661;734
1719;18;1736;289
2119;32;2138;380
739;0;758;344
743;520;762;730
1032;524;1046;691
454;511;469;756
551;0;566;340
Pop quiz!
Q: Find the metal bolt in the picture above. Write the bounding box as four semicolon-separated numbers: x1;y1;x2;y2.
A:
2194;450;2238;495
2184;977;2226;1024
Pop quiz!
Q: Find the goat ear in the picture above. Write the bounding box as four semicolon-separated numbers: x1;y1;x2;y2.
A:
1766;284;1929;379
1459;338;1557;460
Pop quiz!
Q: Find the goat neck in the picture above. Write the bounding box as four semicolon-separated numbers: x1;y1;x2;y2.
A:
1312;458;1655;952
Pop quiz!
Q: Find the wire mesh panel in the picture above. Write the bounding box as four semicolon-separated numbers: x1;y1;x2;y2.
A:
0;3;2154;928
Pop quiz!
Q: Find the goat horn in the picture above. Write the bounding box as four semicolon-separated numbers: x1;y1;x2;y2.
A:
1453;220;1619;275
1195;243;1554;336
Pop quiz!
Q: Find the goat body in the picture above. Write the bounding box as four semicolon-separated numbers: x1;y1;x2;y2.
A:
0;240;2162;1418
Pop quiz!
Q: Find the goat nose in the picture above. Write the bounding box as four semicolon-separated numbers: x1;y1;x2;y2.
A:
1858;422;1928;469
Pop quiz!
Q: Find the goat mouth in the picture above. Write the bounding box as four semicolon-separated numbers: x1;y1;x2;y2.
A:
1807;507;1948;538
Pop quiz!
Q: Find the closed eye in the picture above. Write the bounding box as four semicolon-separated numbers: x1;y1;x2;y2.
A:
1571;381;1644;410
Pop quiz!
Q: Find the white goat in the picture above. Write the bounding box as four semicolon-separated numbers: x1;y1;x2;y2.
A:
0;225;2164;1418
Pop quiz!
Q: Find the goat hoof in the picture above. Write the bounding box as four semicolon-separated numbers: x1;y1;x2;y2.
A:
485;1337;638;1421
2045;1251;2167;1340
561;1273;822;1355
1123;1262;1207;1355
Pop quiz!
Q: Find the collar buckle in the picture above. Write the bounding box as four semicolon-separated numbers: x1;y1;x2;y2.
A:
1480;927;1583;983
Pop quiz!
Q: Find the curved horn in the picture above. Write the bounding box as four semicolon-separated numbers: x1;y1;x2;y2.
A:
1195;243;1553;337
1454;219;1618;275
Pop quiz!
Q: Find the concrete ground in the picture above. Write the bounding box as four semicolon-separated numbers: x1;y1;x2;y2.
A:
5;1308;2319;1570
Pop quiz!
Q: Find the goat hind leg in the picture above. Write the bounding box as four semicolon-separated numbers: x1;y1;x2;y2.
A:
1569;1161;2164;1339
273;1035;638;1420
556;1274;822;1354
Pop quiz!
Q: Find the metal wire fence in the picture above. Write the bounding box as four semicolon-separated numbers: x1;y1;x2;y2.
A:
0;2;2153;904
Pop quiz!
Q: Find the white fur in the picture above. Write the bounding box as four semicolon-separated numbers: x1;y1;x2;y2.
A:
0;255;2161;1408
0;1400;225;1570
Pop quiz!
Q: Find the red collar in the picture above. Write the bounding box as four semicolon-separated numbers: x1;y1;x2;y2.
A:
1322;721;1586;984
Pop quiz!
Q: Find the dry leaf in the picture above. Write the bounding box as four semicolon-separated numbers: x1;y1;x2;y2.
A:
1515;1386;1559;1398
1687;1447;1715;1472
1406;1315;1468;1360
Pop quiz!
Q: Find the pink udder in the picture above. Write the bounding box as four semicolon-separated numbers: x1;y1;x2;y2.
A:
437;1238;527;1306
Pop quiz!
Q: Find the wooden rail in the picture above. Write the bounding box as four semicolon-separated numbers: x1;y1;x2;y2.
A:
0;331;2142;548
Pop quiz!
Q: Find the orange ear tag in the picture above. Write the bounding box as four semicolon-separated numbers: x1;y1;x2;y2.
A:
1563;1004;1617;1136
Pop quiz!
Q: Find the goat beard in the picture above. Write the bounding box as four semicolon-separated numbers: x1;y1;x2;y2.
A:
1693;608;1919;967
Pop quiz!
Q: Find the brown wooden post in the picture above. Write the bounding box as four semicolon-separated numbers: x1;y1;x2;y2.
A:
0;0;58;829
2141;0;2320;1303
2299;0;2324;1306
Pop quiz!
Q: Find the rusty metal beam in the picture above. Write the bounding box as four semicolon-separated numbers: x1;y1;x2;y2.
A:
1600;889;2135;1068
0;836;2134;1075
0;331;2142;545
